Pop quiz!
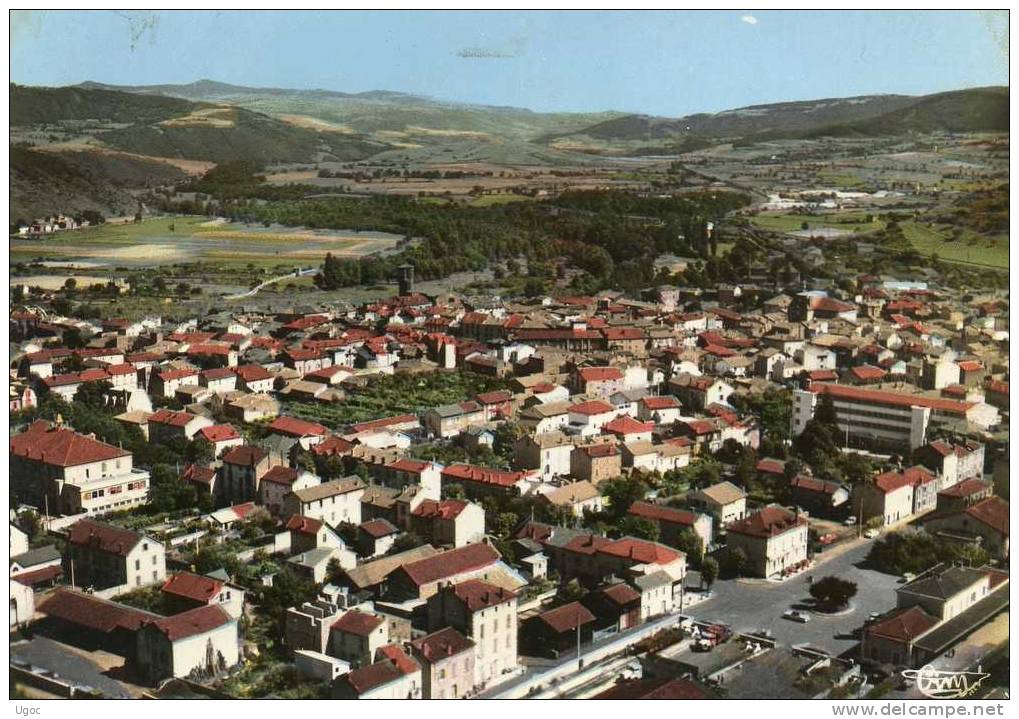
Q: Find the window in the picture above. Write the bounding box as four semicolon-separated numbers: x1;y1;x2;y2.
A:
152;555;157;565
135;559;141;570
143;543;148;551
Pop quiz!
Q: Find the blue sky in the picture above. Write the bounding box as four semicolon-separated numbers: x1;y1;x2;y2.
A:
10;10;1008;117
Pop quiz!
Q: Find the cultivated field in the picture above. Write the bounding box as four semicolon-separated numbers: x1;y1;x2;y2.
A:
10;216;405;268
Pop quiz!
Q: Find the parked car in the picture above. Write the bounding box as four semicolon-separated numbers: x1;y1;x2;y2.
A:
843;516;858;526
863;528;879;539
900;572;916;584
782;609;810;623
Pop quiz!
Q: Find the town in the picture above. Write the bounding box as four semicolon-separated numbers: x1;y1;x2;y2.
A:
9;254;1009;699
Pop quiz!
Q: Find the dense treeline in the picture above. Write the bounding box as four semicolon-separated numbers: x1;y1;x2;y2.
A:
153;164;751;294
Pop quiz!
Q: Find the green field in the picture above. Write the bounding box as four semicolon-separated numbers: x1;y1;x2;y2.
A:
9;216;399;268
900;221;1009;269
469;193;535;207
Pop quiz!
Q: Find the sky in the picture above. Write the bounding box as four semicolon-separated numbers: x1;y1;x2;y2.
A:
10;10;1009;117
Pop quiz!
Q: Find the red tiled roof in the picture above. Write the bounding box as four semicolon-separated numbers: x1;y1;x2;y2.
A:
727;507;806;539
181;463;216;484
11;421;129;467
349;414;419;433
535;601;595;633
269;416;327;437
641;395;679;410
11;564;64;587
201;367;236;381
581;443;618;458
412;498;468;521
144;605;232;642
387;458;433;474
411;626;474;662
600;582;642;606
399;543;500;587
149;409;197;427
234;364;274;382
38;589;154;633
161;572;224;603
811;383;974;415
198;424;240;443
332;609;385;636
67;519;143;557
476;390;512;405
569;400;616;416
156;368;197;381
963;496;1009;536
441;463;528;488
285;515;323;535
311;435;355;457
222;445;267;467
260;465;300;486
578;366;624;382
628;501;698;527
866;606;939;643
756;458;786;475
957;360;983;372
360;518;400;538
850;365;888;381
603;415;654;436
598;537;682;565
937;477;991;499
451;579;517;610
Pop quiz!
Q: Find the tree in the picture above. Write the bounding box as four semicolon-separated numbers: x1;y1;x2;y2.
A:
75;380;109;410
600;476;648;519
617;516;660;542
701;557;719;590
671;528;704;568
522;277;546;298
63;278;77;292
187;438;215;464
442;483;466;500
724;546;747;577
809;575;858;610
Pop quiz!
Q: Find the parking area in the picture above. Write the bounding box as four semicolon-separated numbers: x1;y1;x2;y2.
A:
689;539;901;657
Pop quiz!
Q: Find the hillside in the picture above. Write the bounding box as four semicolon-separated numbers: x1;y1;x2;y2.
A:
546;87;1008;148
74;80;624;144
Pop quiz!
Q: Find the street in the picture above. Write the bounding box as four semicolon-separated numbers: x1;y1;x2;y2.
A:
689;538;901;657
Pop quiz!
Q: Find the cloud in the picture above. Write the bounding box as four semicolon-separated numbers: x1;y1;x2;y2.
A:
740;15;758;25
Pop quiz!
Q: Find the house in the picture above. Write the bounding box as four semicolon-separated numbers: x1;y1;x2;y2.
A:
288;547;342;583
426;579;519;688
475;390;513;421
410;626;476;699
521;601;595;658
440;463;534;500
914;440;985;492
538;481;604;517
573;366;625;398
199;367;237;393
181;463;218;498
602;414;654;443
10;545;63;589
267;416;328;449
924;497;1009;560
410;499;486;547
66;519;166;593
513;431;574;481
282;477;367;527
329;609;389;668
285;515;356;567
387;542;505;601
581;582;643;632
338;545;440;598
357;518;401;557
620;440;691;474
788;473;851;520
233;364;276;393
332;645;422;699
935;478;995;513
566;400;618;437
627;501;712;553
151;368;198;398
725;507;809;578
668;373;733;410
135;605;240;685
34;588;158;657
146;409;215;445
423;401;485;439
161;571;245;619
687;481;748;528
518;401;572;435
11;420;150;516
855;466;937;526
380;458;442;500
638;395;682;424
225;393;280;423
570;443;622;484
219;445;285;504
196;424;243;458
258;466;319;516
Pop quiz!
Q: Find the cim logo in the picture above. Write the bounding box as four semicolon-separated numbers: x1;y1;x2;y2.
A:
900;665;990;699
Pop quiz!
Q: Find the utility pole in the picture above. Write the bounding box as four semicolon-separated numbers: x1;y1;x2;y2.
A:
70;559;76;590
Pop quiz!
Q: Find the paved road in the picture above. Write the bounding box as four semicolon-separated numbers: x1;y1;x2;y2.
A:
225;267;318;300
689;539;901;657
11;636;134;699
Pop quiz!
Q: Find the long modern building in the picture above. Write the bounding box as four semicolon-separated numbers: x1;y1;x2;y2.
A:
791;383;1000;451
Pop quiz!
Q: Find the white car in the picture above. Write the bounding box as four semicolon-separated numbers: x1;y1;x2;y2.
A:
782;609;810;623
844;516;858;527
863;528;879;539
